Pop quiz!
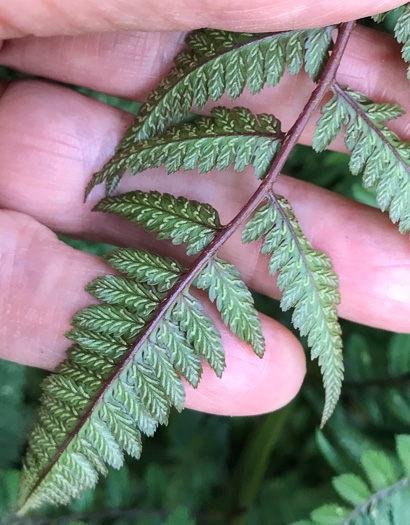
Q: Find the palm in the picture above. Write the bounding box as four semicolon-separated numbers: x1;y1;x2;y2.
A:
0;3;409;417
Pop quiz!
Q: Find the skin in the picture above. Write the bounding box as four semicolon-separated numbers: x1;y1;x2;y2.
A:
0;1;409;417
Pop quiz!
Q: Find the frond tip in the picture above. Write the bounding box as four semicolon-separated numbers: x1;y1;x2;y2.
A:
242;194;343;426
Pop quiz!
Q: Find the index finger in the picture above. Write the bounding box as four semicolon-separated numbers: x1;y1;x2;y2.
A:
0;0;405;38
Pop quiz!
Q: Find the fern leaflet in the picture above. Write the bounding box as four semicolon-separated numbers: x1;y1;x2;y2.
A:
95;190;222;255
195;257;265;358
313;86;410;234
172;293;226;378
86;27;334;196
86;276;163;317
371;12;389;23
242;194;343;426
103;248;183;292
87;107;284;196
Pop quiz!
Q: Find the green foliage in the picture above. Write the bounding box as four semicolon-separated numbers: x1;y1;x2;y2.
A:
371;4;407;31
372;12;389;23
293;435;410;525
87;107;284;196
394;4;410;82
95;190;222;255
314;86;410;233
314;404;381;476
87;27;334;195
163;506;196;525
86;276;163;318
242;194;343;426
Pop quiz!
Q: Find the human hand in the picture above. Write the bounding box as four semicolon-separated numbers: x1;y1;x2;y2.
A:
0;0;409;417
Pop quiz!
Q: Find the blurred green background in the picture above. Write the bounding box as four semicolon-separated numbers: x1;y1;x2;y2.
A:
0;10;409;525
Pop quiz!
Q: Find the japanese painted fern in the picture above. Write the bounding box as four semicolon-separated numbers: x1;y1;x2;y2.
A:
18;9;410;516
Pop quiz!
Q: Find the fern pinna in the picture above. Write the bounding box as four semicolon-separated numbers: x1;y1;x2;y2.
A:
17;9;410;515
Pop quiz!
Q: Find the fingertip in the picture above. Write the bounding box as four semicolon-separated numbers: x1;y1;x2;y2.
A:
184;312;306;416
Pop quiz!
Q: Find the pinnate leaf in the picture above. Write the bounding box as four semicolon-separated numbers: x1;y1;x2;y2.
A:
156;318;204;387
172;293;226;377
86;276;163;317
296;435;410;525
332;474;372;506
361;450;398;492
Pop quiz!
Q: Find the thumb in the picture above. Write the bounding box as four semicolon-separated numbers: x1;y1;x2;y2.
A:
0;0;405;39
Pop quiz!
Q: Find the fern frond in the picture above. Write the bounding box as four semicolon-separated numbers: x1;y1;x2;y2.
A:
17;20;359;515
293;435;410;525
395;4;410;82
195;256;265;358
88;107;284;195
242;194;343;426
313;86;410;233
86;27;334;196
95;190;222;256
